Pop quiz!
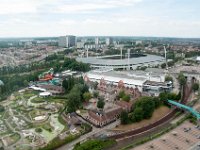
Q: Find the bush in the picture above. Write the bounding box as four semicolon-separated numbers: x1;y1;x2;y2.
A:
122;95;130;102
73;139;116;150
35;128;42;133
0;105;5;112
165;76;173;82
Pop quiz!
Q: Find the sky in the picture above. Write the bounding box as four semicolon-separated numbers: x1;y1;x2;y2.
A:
0;0;200;38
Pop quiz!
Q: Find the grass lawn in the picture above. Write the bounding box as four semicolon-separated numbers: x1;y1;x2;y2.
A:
58;115;68;131
41;122;54;132
31;97;46;103
22;90;38;100
113;106;171;131
15;145;32;150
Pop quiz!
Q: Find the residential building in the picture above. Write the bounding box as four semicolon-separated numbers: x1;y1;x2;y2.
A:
106;37;113;46
58;35;76;48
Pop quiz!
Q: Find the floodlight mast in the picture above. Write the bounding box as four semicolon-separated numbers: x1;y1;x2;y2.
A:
164;46;168;71
128;49;130;70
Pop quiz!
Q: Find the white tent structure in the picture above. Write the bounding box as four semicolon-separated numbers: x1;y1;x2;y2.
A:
39;92;52;97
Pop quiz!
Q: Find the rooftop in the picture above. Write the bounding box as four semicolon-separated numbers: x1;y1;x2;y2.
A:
77;54;164;66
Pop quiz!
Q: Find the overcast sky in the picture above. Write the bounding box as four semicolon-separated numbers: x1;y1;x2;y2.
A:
0;0;200;38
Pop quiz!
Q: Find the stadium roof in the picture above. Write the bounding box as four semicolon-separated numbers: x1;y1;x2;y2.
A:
77;54;164;66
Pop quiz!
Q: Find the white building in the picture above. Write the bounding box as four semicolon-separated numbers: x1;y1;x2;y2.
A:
106;37;113;46
84;69;166;92
95;37;99;45
76;41;85;49
58;35;76;48
136;40;143;45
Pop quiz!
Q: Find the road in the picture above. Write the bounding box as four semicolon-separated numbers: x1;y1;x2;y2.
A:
57;120;120;150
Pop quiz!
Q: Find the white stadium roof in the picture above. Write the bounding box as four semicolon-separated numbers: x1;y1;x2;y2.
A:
77;54;164;66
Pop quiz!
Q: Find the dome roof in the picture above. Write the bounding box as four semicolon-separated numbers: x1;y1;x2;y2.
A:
0;80;4;86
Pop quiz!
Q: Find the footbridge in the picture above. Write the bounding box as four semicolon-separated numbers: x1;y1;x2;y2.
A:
168;99;200;120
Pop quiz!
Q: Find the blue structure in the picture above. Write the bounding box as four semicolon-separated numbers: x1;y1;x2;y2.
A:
36;78;61;86
168;100;200;120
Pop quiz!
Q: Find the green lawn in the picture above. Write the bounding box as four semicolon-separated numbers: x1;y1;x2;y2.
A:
31;97;46;103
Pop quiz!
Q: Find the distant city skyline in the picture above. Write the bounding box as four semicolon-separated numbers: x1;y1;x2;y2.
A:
0;0;200;38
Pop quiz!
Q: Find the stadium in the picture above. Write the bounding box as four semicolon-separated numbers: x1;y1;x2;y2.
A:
77;54;165;70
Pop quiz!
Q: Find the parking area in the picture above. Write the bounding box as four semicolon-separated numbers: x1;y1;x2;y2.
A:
133;121;200;150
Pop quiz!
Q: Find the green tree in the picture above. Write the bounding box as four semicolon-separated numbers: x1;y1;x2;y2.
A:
178;73;186;86
118;90;126;99
93;91;99;98
153;97;162;108
159;92;168;101
83;92;92;101
122;95;130;102
130;107;144;122
167;93;179;101
97;99;105;109
165;76;173;82
66;86;81;113
120;111;129;124
134;97;155;119
192;83;199;92
62;77;75;93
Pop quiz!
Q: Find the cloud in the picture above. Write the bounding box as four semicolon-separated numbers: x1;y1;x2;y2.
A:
0;0;143;15
0;0;200;37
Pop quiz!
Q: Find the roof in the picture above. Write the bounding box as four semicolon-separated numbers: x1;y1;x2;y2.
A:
89;107;122;123
86;70;164;86
116;101;132;110
39;92;51;96
77;54;164;66
143;80;168;86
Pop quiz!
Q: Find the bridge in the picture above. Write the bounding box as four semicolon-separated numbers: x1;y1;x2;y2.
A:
167;99;200;120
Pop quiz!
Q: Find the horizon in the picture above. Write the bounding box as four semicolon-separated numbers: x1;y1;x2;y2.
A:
1;35;200;39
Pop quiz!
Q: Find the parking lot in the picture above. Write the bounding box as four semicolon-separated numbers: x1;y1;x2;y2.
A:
133;121;200;150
